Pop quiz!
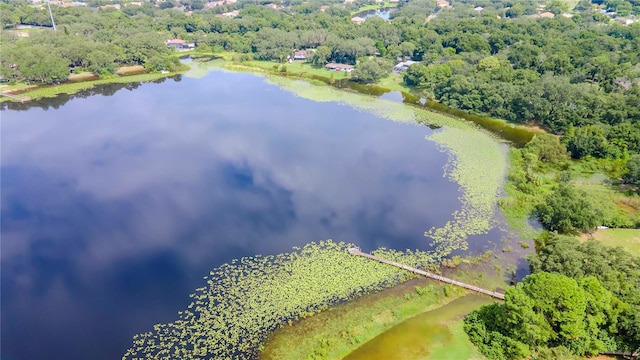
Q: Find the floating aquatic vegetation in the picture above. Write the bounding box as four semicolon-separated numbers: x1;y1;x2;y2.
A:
264;77;418;125
123;241;437;360
423;125;507;256
267;76;508;258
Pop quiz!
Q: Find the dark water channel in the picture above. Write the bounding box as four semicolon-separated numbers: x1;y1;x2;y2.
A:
0;71;509;360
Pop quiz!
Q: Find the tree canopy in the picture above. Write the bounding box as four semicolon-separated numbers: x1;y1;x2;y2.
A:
536;184;602;233
464;271;626;360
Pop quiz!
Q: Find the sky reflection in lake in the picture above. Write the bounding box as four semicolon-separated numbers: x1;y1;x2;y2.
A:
2;71;468;360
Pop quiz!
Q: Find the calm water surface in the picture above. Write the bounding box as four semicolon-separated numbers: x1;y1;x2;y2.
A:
1;71;499;360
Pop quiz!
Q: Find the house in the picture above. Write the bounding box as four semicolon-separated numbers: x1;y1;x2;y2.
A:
166;39;195;50
98;3;121;9
351;16;365;24
436;0;451;8
325;62;354;72
473;6;483;11
614;17;635;25
393;60;418;72
264;2;277;9
320;5;329;11
222;10;239;17
293;50;308;61
539;11;555;18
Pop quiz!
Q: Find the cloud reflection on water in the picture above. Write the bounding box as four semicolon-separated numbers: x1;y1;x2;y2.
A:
1;72;462;360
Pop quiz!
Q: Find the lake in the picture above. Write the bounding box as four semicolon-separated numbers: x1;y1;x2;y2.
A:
1;70;504;360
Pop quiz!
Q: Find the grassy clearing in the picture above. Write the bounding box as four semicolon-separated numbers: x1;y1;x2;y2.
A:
229;59;350;80
377;73;414;92
581;229;640;256
116;65;145;75
68;72;97;81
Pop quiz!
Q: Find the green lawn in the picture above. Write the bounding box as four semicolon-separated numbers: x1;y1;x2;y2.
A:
242;60;350;80
377;73;414;92
582;229;640;256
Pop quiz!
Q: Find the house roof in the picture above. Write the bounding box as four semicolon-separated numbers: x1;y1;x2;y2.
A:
539;11;555;18
166;39;186;44
351;16;365;23
326;62;354;69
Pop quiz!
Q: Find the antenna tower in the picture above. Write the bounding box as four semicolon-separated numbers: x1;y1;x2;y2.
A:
46;0;57;32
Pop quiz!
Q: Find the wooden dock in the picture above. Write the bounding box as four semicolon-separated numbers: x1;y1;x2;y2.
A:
348;248;505;300
1;92;31;103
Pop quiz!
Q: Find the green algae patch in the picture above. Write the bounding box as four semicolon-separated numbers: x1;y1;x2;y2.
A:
344;294;494;360
123;241;438;360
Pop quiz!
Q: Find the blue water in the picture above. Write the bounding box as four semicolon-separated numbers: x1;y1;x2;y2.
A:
0;71;480;360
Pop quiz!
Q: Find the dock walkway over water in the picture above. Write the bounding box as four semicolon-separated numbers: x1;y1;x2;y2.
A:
348;247;505;300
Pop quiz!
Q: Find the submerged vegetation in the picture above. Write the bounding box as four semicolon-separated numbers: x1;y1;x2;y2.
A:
123;241;439;359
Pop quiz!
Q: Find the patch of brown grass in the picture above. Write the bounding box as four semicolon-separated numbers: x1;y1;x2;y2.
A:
116;65;145;75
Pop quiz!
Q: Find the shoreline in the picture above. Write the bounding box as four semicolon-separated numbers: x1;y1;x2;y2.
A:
0;70;185;104
222;59;543;147
2;55;542;147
